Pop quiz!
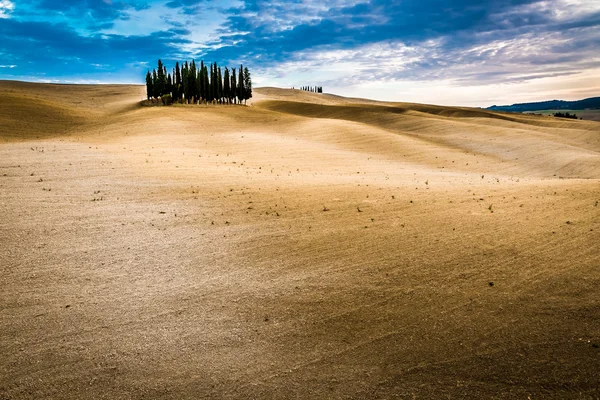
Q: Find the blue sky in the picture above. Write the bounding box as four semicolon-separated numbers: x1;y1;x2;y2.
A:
0;0;599;106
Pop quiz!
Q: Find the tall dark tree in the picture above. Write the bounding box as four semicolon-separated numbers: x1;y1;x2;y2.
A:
145;71;153;99
152;69;158;98
196;67;202;101
223;67;230;104
237;65;244;104
163;65;168;91
230;68;237;104
181;61;189;101
209;63;214;102
167;73;172;95
203;64;210;103
217;66;223;104
199;61;205;101
243;67;252;104
188;60;197;103
175;62;182;100
172;68;176;98
213;62;218;102
156;60;166;97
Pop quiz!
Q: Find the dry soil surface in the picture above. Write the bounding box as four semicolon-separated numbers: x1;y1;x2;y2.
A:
1;81;599;399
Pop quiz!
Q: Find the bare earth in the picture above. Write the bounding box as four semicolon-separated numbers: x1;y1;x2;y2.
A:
1;80;599;399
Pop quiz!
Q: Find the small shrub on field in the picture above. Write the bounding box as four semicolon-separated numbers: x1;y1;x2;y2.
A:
161;94;173;106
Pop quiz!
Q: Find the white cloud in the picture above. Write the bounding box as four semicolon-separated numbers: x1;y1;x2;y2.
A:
234;0;370;33
334;68;600;107
0;0;14;18
102;3;175;36
0;64;16;68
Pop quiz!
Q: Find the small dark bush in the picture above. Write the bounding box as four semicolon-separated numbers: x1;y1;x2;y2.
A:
161;94;173;106
553;112;578;119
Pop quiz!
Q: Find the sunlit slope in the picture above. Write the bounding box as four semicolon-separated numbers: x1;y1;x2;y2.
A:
254;88;600;179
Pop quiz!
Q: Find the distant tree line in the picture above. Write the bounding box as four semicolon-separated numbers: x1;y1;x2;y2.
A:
300;86;323;93
553;112;578;119
145;59;252;105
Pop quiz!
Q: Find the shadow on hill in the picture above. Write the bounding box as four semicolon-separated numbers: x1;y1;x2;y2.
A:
0;92;89;141
0;81;145;142
256;99;600;179
258;100;532;126
256;95;595;134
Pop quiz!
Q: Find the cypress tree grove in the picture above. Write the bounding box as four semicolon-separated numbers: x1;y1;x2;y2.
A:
143;59;253;105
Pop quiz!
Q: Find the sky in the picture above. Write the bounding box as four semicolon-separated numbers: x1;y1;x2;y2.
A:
0;0;599;106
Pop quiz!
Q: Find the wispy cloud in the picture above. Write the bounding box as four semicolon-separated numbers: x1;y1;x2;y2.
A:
0;0;14;18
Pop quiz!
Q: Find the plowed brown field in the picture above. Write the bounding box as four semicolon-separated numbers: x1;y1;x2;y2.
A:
1;81;599;399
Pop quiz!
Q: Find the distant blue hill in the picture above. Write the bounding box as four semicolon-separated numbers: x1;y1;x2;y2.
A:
487;97;600;112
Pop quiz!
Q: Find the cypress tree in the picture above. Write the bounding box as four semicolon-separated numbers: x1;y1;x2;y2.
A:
237;65;244;104
182;61;188;101
209;63;214;102
189;60;197;103
171;68;177;99
207;63;211;102
196;68;202;101
217;66;223;104
203;65;209;103
175;62;181;85
152;69;158;98
211;62;217;102
213;63;218;102
163;65;168;93
231;68;237;104
156;60;165;97
199;61;205;101
175;62;182;100
223;67;230;104
243;67;252;104
145;71;153;99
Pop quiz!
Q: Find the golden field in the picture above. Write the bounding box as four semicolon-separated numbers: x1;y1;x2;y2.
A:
1;80;599;399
